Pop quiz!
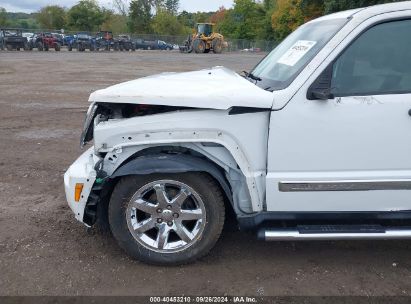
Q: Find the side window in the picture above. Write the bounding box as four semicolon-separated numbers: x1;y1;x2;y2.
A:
331;19;411;97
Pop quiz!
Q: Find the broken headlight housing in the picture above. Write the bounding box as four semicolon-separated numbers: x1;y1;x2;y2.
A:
80;103;98;148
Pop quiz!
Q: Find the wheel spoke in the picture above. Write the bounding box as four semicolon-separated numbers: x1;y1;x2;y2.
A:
180;209;203;221
134;218;156;233
171;190;190;207
174;222;194;243
154;184;169;208
131;198;157;215
127;180;207;252
155;224;170;249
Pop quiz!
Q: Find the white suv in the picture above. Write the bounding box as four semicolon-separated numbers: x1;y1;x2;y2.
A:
64;2;411;265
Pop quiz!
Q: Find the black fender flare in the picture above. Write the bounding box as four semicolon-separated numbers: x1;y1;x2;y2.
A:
110;154;233;204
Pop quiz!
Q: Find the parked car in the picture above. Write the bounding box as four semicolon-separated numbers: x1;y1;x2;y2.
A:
114;35;135;51
31;32;61;51
134;38;157;50
95;31;115;51
22;32;35;46
64;2;411;265
69;32;96;52
0;28;28;51
63;34;75;46
51;33;64;47
157;40;173;50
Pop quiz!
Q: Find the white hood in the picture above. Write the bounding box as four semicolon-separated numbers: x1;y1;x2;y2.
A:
88;66;273;110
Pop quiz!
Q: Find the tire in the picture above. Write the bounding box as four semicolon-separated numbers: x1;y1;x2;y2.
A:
44;45;49;51
37;42;43;51
68;45;72;51
212;38;223;54
55;43;61;51
109;172;225;265
193;39;206;54
6;44;12;51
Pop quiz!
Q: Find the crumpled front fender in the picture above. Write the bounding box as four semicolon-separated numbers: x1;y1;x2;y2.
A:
110;153;233;204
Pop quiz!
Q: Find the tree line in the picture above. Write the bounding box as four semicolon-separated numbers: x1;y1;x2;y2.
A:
0;0;402;41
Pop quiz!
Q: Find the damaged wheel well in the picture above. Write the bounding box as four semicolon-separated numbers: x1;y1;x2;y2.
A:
86;146;238;230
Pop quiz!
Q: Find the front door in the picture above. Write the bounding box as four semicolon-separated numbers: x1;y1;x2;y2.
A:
266;15;411;212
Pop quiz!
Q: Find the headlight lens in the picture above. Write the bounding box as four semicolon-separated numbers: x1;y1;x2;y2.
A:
80;103;98;148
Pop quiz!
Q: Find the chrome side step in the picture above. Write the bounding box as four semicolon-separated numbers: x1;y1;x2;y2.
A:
258;225;411;241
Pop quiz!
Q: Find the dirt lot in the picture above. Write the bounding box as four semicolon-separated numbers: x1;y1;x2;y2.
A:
0;50;410;297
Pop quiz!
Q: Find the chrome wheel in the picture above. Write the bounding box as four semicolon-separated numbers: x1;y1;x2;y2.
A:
126;180;206;253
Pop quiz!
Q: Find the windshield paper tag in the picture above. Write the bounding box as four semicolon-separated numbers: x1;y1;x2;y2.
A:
277;40;317;66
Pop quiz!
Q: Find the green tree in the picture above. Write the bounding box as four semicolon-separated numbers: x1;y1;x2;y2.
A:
67;0;106;31
177;10;194;28
128;0;152;33
324;0;402;14
271;0;323;40
151;9;186;35
36;5;66;30
102;13;128;32
263;0;276;10
165;0;179;15
218;0;265;40
112;0;130;15
0;7;8;26
19;20;29;29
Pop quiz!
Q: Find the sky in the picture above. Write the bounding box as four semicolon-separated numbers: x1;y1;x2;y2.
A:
0;0;234;13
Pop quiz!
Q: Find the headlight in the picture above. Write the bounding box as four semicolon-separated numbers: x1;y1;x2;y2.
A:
80;103;98;148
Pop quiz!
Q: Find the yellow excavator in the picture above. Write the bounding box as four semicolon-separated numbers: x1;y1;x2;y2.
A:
180;23;225;54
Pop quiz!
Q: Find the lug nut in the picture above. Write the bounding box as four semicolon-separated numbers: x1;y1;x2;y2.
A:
167;221;173;226
167;205;172;210
157;218;163;223
157;208;162;213
173;213;179;218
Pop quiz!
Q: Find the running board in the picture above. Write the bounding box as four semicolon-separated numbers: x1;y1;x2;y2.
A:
258;225;411;241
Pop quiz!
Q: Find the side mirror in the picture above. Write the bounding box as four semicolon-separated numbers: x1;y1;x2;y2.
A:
310;88;334;101
307;65;334;101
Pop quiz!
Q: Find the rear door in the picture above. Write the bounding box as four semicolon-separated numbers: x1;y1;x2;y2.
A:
266;12;411;212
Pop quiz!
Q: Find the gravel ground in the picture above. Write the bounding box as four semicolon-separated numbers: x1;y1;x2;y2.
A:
0;50;410;297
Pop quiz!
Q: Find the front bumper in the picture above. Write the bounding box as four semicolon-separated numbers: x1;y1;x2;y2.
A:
64;147;98;225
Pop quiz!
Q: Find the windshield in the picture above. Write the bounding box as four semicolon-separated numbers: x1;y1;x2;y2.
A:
198;24;212;35
251;18;348;91
77;34;90;39
4;30;22;36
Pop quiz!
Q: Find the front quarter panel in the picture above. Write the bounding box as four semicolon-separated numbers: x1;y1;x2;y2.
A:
94;109;270;212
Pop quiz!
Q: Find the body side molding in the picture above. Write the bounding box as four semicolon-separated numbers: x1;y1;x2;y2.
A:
278;180;411;192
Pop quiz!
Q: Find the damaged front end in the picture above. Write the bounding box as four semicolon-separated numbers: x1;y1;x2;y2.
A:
76;102;204;226
80;102;192;148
